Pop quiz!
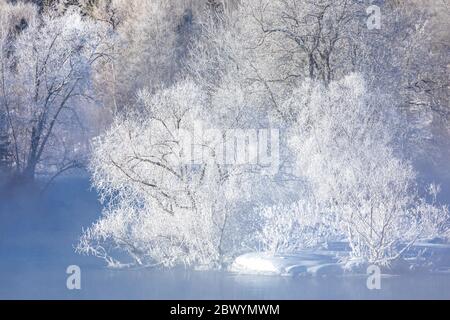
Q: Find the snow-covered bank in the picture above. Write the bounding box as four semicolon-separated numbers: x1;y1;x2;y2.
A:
230;252;343;277
230;240;450;277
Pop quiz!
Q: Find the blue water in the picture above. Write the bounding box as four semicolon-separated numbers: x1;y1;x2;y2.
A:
1;177;450;300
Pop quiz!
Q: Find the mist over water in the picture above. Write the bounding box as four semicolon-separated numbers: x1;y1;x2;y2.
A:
1;177;449;300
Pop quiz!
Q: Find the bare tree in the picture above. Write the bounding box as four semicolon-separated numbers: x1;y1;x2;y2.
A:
0;3;110;182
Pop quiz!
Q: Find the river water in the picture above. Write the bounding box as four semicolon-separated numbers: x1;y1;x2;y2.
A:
1;177;450;300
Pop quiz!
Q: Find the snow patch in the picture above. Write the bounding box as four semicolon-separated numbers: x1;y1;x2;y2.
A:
230;252;342;276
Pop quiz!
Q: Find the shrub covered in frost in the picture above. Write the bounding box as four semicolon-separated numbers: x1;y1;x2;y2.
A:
287;74;450;265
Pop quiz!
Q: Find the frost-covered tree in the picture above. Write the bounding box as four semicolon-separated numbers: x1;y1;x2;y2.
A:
76;0;450;270
88;0;206;117
189;0;369;125
0;3;110;182
251;200;339;255
0;116;10;182
77;80;270;268
356;1;449;166
287;74;449;265
190;0;449;159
